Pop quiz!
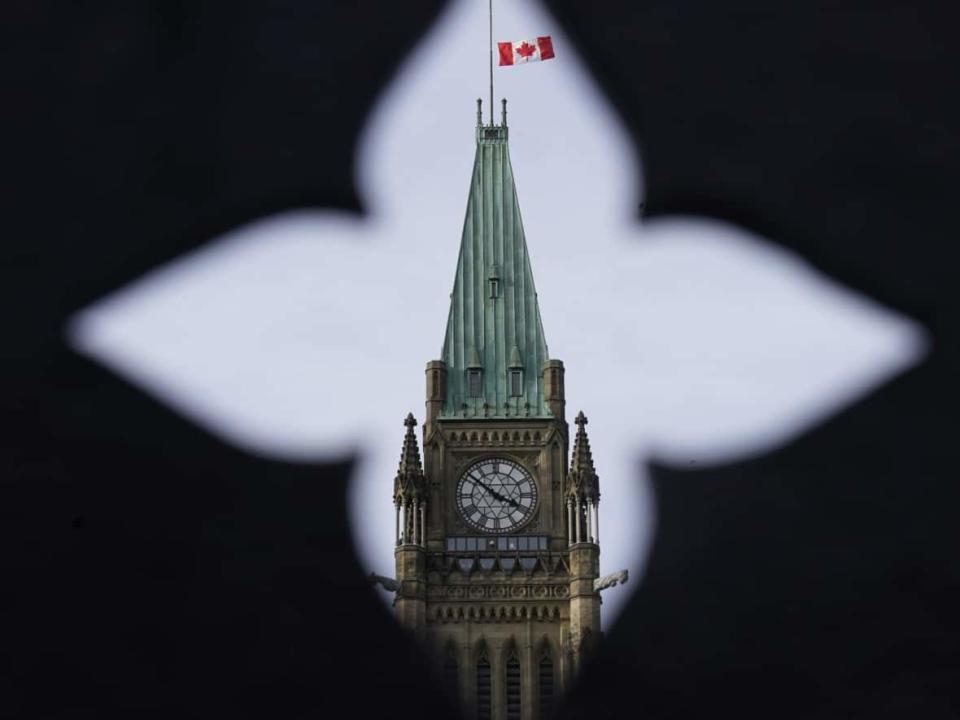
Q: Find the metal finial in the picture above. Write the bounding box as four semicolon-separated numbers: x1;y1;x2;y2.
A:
476;98;482;126
501;98;507;127
489;0;494;125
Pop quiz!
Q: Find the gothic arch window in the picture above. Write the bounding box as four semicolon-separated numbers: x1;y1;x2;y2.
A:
505;646;522;720
538;643;555;718
476;645;491;720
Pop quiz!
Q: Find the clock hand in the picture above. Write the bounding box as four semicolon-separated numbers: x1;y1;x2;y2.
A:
475;479;518;507
496;494;520;508
474;478;504;501
492;482;522;507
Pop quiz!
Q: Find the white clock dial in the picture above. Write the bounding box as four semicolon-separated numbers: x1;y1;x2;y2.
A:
456;458;537;534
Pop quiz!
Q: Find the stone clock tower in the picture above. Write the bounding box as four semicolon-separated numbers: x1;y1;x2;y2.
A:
389;100;608;720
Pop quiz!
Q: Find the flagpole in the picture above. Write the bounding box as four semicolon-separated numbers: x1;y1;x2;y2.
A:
489;0;494;125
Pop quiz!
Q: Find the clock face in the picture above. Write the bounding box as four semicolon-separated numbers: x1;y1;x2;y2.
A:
456;458;538;533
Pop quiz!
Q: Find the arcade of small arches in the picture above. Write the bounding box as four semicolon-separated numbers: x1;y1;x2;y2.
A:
430;604;562;624
566;495;600;546
395;494;427;547
444;429;552;447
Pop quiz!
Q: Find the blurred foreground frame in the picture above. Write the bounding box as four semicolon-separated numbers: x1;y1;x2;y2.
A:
4;1;958;718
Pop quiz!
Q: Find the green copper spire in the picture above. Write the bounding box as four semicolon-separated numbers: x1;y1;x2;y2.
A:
440;100;551;419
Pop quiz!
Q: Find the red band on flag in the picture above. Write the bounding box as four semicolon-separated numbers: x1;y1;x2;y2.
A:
498;42;514;66
537;36;555;60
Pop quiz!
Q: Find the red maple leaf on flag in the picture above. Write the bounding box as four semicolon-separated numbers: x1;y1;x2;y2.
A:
516;42;537;58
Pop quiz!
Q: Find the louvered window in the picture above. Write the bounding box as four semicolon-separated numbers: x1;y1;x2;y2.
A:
506;651;522;720
509;369;523;397
539;651;554;718
468;369;483;398
477;654;492;720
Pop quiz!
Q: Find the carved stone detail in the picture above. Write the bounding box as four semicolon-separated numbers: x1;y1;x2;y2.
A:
426;583;570;600
427;604;563;624
445;429;548;447
593;569;628;592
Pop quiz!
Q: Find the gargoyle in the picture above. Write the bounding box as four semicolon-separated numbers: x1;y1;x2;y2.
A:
594;569;629;592
369;572;400;593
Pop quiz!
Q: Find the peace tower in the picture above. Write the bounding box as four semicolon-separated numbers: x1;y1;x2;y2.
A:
386;100;617;720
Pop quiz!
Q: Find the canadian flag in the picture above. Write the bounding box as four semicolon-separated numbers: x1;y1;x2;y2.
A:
497;36;555;66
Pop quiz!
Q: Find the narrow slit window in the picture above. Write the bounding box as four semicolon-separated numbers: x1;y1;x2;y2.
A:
539;650;554;718
477;653;492;720
506;650;522;720
468;369;483;398
489;277;500;298
509;369;523;397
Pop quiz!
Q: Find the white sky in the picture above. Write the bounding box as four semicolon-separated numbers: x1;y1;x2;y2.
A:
69;0;926;624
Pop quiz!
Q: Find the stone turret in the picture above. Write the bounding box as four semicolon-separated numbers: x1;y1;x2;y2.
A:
424;360;446;428
567;411;600;507
394;412;426;507
566;411;601;675
543;359;566;421
393;413;427;635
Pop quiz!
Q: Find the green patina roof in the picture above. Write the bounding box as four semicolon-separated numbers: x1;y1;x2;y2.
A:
440;102;551;419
